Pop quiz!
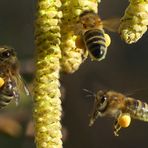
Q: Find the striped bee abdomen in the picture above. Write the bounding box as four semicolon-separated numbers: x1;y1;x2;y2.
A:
0;80;16;108
125;98;148;122
83;29;107;60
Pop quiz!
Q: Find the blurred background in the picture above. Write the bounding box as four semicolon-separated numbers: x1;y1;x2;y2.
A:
0;0;148;147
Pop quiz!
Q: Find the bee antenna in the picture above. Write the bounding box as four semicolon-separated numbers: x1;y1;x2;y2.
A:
83;88;93;94
83;89;96;97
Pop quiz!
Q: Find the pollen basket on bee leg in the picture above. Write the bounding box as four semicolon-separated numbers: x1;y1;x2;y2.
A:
104;33;111;47
75;35;85;49
0;77;5;88
118;113;131;128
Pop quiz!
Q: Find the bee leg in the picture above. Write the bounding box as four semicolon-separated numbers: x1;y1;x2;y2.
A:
75;35;88;61
114;113;131;136
89;111;102;126
82;50;88;62
13;91;19;106
113;119;121;136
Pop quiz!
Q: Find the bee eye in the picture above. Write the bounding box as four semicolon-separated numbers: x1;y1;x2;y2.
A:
100;96;107;105
1;51;11;58
98;95;108;112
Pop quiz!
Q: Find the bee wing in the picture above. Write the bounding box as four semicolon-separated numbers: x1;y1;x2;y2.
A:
10;73;30;106
14;73;30;101
125;88;148;97
103;18;120;32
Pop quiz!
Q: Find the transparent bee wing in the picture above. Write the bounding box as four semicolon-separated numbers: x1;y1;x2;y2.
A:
103;18;120;32
13;73;30;105
125;87;148;97
13;90;20;106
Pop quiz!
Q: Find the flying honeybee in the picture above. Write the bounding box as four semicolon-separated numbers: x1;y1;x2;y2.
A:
85;89;148;136
0;46;29;109
75;10;119;61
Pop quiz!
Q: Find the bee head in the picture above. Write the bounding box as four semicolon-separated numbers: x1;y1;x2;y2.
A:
0;46;17;64
89;90;108;126
79;10;102;29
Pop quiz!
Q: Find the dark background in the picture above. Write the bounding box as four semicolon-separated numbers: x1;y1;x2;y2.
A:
0;0;148;148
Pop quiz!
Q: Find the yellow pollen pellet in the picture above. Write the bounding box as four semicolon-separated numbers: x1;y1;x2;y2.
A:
118;114;131;128
0;77;5;88
75;35;85;49
104;33;111;47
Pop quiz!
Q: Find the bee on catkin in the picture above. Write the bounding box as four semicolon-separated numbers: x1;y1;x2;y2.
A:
75;10;119;61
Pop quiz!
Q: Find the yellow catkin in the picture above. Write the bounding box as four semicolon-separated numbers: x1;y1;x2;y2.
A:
0;77;4;88
33;0;62;148
118;114;131;128
119;0;148;44
60;0;100;73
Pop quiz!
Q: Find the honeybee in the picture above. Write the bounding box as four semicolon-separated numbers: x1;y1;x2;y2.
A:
76;10;119;61
87;89;148;136
0;46;29;109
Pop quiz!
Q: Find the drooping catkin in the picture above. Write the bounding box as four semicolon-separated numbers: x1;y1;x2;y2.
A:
119;0;148;44
0;77;4;88
33;0;63;148
60;0;100;73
